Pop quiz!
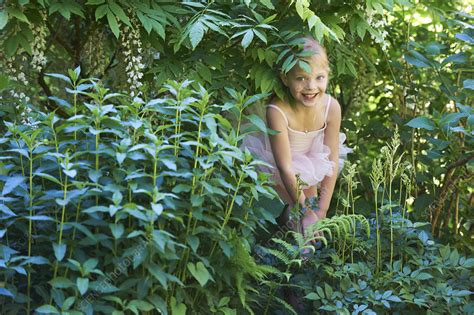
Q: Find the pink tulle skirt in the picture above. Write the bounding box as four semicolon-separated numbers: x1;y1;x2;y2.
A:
242;132;352;189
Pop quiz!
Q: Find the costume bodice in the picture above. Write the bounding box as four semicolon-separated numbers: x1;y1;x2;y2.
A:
266;95;331;154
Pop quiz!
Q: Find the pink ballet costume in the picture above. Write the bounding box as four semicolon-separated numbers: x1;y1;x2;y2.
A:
242;95;352;193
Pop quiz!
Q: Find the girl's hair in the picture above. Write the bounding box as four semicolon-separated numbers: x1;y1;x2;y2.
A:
275;36;329;108
301;37;329;71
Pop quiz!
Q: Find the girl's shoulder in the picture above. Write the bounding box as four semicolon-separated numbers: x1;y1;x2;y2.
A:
325;95;342;124
265;98;292;126
266;97;292;114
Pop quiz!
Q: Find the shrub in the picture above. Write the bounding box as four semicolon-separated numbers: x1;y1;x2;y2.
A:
0;69;279;314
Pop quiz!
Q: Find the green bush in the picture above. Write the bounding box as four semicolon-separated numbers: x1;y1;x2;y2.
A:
0;70;281;314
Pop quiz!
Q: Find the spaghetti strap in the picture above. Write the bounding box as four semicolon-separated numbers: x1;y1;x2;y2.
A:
267;104;289;126
324;95;331;121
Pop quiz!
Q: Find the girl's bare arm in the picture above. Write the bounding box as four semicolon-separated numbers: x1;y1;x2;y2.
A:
317;98;342;218
266;106;305;207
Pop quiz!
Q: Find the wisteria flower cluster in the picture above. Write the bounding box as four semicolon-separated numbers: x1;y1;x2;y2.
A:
1;54;30;104
357;4;390;51
83;26;107;76
30;13;48;72
120;20;145;97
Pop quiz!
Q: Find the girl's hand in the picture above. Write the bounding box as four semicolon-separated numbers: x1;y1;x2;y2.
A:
301;210;322;244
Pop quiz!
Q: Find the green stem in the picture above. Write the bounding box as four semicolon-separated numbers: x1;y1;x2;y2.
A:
64;198;83;278
375;185;380;273
73;92;77;143
220;172;245;231
52;175;68;280
27;146;33;315
389;171;393;270
180;111;205;285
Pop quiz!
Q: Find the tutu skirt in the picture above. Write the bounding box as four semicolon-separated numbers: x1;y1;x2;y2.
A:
242;132;352;189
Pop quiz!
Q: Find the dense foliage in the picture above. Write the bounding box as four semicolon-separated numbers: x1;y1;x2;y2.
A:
0;0;473;314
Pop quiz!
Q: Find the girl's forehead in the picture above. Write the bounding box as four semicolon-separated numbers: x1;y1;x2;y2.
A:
292;53;329;73
293;62;329;74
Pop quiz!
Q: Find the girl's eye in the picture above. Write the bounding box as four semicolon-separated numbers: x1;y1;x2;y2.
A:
297;77;306;81
317;75;325;80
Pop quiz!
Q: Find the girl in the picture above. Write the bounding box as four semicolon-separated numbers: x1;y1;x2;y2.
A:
243;37;352;241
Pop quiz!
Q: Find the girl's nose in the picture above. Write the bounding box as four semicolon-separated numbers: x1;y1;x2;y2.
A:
306;79;317;90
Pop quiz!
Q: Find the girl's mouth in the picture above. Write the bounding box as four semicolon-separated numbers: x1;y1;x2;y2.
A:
302;93;318;100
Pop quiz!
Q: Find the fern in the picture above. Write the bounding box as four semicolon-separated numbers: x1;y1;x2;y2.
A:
272;236;299;258
272;295;298;315
266;248;293;265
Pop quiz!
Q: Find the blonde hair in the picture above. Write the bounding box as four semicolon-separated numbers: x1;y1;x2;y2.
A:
301;36;330;71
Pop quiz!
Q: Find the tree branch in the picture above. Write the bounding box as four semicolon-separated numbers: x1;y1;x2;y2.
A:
46;20;75;58
446;152;474;172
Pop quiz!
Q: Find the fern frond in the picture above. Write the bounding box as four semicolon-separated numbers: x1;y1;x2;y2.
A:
319;227;332;240
272;295;298;315
258;264;281;276
271;237;298;257
267;248;292;265
290;230;305;249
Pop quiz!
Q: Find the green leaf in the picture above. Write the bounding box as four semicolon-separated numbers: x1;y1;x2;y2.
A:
86;0;105;4
36;305;60;314
450;249;460;265
2;175;25;196
45;73;72;84
324;282;333;298
34;172;62;185
241;29;254;50
77;277;89;295
187;235;200;253
107;11;120;39
170;297;187;315
259;0;275;9
49;277;74;289
128;300;154;311
304;292;320;300
218;296;230;307
298;60;312;74
442;53;468;65
0;204;15;217
95;4;108;20
187;262;210;287
53;243;66;261
415;272;433;280
316;286;325;298
83;258;99;272
462;258;474;268
247;114;267;133
0;288;14;298
63;169;77;178
0;10;8;29
109;223;124;239
405;117;436;131
189;20;204;50
404;51;431;68
83;205;110;213
456;33;474;44
25;256;50;265
151;19;166;39
0;74;9;90
463;79;474;90
6;8;29;24
62;296;75;310
136;11;151;33
108;0;131;27
452;290;472;297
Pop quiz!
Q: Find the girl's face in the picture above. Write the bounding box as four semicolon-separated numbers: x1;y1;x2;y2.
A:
281;53;329;108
